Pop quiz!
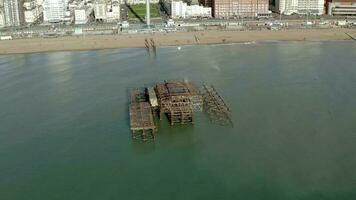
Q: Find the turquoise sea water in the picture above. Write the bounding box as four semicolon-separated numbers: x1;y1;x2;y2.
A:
0;41;356;199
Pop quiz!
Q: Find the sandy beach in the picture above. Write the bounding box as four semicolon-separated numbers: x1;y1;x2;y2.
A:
0;28;355;54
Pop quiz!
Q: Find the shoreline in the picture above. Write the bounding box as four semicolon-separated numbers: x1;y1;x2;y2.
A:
1;28;355;55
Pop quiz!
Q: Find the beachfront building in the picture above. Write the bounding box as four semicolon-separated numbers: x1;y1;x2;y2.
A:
23;0;43;24
273;0;298;14
200;0;213;7
0;1;4;27
106;0;120;21
36;0;43;6
72;0;95;24
93;0;120;22
328;0;356;16
24;7;43;23
43;0;66;22
0;10;5;27
171;0;211;18
3;0;24;26
297;0;324;14
94;0;106;20
23;0;35;9
124;0;159;4
213;0;269;18
273;0;324;15
74;8;87;24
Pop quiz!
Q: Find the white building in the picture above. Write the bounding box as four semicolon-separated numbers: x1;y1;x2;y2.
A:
106;3;120;21
94;2;106;20
171;1;211;18
74;8;87;24
24;9;36;22
275;0;324;15
24;1;36;9
276;0;298;15
24;8;42;23
93;0;119;21
297;0;324;15
123;0;158;4
0;11;5;27
43;0;66;22
23;0;43;23
3;0;24;26
186;5;211;17
36;0;44;6
171;1;187;18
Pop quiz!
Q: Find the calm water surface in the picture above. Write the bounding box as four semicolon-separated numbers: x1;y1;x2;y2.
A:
0;41;356;199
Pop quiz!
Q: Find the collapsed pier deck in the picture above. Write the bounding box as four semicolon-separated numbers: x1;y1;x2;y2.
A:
202;85;233;126
129;89;156;141
155;81;202;125
127;81;232;141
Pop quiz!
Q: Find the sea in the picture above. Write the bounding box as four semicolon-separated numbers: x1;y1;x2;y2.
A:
0;41;356;200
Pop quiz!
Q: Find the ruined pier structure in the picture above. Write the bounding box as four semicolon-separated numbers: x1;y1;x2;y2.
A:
129;89;156;141
202;85;233;126
154;81;203;125
128;80;232;141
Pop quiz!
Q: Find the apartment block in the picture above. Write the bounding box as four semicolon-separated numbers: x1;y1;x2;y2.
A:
3;0;24;26
213;0;269;18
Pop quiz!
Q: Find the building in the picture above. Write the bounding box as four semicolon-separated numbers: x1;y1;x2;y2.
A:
213;0;269;18
297;0;324;14
24;9;36;22
23;0;43;23
43;0;66;23
36;0;43;6
0;11;5;27
171;0;187;18
23;0;35;9
106;1;120;21
171;0;211;18
24;8;42;23
273;0;324;15
93;0;120;22
272;0;297;14
187;4;211;18
0;0;4;27
123;0;159;4
74;2;94;25
3;0;24;26
94;1;106;20
200;0;213;7
328;0;356;16
74;8;87;24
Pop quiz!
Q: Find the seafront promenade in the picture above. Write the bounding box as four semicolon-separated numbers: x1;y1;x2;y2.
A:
0;28;355;54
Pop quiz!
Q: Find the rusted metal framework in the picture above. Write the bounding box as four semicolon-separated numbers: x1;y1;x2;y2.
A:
126;81;234;141
155;81;202;125
202;85;233;126
186;82;203;111
130;89;147;104
129;89;156;141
